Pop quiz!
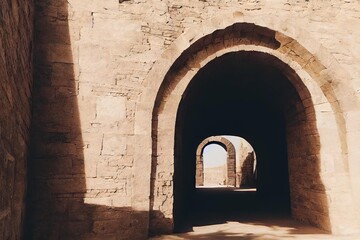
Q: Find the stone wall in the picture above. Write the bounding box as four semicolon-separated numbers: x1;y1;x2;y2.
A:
0;0;33;239
236;139;256;188
26;0;139;239
28;0;360;239
145;4;360;237
238;152;256;188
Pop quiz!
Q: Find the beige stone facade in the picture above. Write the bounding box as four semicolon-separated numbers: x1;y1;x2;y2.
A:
1;0;360;239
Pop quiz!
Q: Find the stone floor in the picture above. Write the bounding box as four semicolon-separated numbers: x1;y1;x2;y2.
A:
149;217;358;240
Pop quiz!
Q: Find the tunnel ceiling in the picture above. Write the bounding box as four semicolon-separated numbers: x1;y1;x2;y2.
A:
178;51;301;144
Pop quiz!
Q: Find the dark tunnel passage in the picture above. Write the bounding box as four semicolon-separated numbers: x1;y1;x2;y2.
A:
173;52;302;232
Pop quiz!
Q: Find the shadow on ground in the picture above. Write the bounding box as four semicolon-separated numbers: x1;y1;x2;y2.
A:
190;188;290;227
149;217;340;240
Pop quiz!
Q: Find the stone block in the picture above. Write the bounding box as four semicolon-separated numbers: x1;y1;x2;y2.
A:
84;197;112;206
47;178;87;194
101;134;127;156
96;96;126;124
92;219;130;234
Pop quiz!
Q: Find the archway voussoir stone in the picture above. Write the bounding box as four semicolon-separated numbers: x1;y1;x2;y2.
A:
161;49;183;68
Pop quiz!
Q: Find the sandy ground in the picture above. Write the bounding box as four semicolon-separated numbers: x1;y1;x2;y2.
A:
149;217;359;240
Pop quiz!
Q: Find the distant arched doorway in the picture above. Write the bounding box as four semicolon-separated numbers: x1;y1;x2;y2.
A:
196;136;236;187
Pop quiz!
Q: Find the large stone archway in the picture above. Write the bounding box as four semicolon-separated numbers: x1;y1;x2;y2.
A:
196;136;236;187
133;15;360;237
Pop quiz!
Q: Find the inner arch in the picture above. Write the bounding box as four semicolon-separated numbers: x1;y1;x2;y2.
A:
173;51;324;232
203;144;227;186
203;144;227;168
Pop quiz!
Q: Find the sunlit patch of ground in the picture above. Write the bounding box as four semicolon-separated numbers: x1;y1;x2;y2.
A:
196;186;257;192
149;217;357;240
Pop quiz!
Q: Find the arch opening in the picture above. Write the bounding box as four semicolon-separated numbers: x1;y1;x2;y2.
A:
148;23;356;236
201;143;228;187
174;52;303;232
196;135;257;189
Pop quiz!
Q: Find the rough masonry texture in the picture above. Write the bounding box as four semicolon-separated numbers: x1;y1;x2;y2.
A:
237;140;256;188
1;0;360;239
0;0;33;239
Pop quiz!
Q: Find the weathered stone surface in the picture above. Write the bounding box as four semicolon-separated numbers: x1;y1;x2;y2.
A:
0;0;360;239
0;0;33;239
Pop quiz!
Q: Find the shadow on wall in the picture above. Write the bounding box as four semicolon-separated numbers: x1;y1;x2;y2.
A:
239;151;256;188
23;1;156;239
0;1;33;239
